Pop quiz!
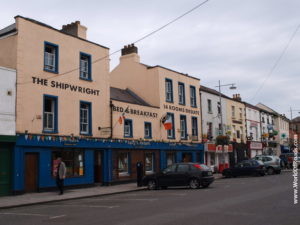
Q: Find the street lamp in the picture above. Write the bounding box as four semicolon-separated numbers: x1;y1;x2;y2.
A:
215;80;237;169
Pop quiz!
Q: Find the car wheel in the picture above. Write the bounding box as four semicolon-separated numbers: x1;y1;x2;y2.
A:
267;167;275;175
189;178;199;189
147;180;157;190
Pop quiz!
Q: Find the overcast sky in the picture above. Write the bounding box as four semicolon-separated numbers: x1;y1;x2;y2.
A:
1;0;299;118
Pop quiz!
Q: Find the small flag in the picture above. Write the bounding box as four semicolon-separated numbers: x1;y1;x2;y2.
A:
118;112;126;124
163;115;173;130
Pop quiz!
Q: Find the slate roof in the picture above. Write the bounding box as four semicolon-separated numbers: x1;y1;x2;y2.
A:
0;23;16;37
110;87;157;107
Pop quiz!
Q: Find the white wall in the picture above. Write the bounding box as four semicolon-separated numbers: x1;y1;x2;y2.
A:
245;107;261;141
201;91;227;140
0;66;16;135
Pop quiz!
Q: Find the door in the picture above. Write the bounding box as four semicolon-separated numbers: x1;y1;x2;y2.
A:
25;153;38;192
182;153;192;162
94;151;102;183
0;145;11;196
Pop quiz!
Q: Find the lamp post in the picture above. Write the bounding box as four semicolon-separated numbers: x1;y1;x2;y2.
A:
215;80;237;168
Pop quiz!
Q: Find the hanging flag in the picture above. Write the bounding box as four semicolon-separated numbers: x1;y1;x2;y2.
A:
163;115;173;130
118;116;123;124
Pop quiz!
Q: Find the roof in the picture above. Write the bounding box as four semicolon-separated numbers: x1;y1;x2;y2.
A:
244;102;261;111
292;116;300;123
147;65;200;81
110;87;157;108
9;15;109;49
256;103;279;116
0;23;17;37
200;85;230;99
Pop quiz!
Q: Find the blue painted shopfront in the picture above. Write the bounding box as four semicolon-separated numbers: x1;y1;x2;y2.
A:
13;134;204;192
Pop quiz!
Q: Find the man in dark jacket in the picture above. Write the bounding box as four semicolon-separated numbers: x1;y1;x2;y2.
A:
56;157;66;195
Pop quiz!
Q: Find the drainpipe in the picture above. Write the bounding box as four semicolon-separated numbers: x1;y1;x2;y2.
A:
110;101;114;139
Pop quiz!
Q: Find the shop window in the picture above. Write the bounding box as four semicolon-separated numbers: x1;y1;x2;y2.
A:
80;101;92;135
165;78;173;102
124;119;133;138
52;150;84;177
178;82;185;105
180;115;187;140
118;152;129;176
166;152;176;166
190;86;197;107
80;52;92;80
44;41;59;73
43;95;58;133
145;153;154;174
144;122;152;139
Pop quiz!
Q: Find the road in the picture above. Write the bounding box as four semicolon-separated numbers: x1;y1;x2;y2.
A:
0;172;299;225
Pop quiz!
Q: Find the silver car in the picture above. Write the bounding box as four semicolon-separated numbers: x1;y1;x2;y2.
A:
253;155;281;175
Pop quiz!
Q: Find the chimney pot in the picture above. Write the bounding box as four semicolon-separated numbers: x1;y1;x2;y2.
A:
121;43;138;56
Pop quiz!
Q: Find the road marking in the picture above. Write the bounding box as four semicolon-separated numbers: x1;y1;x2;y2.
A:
49;204;120;209
102;198;158;202
0;212;47;217
49;215;66;219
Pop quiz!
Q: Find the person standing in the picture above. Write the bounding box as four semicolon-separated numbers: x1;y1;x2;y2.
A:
56;157;66;195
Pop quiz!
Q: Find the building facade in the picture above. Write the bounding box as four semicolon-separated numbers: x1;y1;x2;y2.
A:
0;66;16;196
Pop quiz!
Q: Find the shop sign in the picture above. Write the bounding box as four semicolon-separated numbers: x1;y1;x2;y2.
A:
112;105;158;118
250;141;263;150
32;76;100;96
163;104;200;115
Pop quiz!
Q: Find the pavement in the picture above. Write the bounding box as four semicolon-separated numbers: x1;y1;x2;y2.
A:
0;173;224;209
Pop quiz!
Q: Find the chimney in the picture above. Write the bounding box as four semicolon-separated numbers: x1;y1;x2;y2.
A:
120;44;140;63
233;94;242;101
61;21;87;39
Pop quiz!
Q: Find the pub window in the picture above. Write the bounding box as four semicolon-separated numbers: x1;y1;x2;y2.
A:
165;78;173;102
80;52;92;80
80;101;92;135
178;82;185;105
43;95;58;133
166;152;176;166
118;152;129;176
44;41;59;73
145;153;154;174
124;119;133;138
144;122;152;139
180;115;187;140
52;150;84;177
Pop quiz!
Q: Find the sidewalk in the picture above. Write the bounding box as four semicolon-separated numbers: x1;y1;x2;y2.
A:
0;174;223;209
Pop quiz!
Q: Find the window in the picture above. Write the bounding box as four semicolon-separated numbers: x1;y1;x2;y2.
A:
80;52;92;80
180;115;187;139
177;164;189;172
118;152;129;176
218;123;222;135
207;122;213;139
52;150;84;177
43;95;58;133
164;164;176;173
239;108;243;119
178;82;185;105
190;86;197;107
80;101;92;135
145;153;154;174
267;117;270;124
144;122;152;139
207;99;212;113
262;117;265;123
237;130;240;139
167;113;175;139
124;119;133;138
231;106;235;117
191;117;198;138
44;42;58;73
166;153;176;166
232;125;236;138
165;79;173;102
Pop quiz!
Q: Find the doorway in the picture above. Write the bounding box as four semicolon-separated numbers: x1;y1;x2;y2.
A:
24;153;38;192
0;145;12;196
94;151;103;183
182;153;192;162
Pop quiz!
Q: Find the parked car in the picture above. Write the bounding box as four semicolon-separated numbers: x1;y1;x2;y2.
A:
222;160;266;178
142;163;214;190
253;155;281;175
280;153;300;169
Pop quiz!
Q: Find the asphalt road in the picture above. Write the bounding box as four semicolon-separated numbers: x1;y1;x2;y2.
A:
0;172;299;225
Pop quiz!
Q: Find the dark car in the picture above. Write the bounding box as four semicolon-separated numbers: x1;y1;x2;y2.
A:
222;160;266;178
142;163;214;190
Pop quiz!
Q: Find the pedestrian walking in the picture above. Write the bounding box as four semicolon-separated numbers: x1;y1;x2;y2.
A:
56;157;66;195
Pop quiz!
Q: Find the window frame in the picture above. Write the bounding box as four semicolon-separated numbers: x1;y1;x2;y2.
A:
190;85;197;108
118;152;130;176
44;41;59;74
43;94;58;133
79;52;92;81
167;113;175;139
79;101;92;136
165;78;173;103
191;116;198;138
124;119;133;138
178;82;185;105
180;115;187;140
144;122;152;139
